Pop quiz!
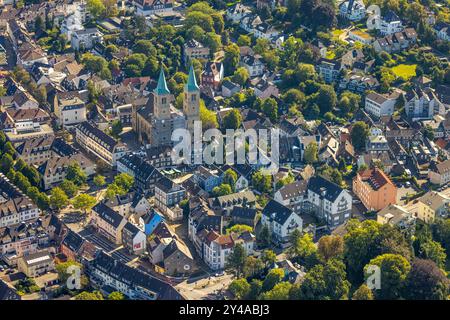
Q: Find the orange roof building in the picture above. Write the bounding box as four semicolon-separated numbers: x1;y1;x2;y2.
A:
353;167;397;211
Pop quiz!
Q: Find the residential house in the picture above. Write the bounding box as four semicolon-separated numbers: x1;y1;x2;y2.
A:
377;204;416;233
353;168;397;211
38;153;96;190
194;166;222;193
0;174;40;228
417;191;450;223
183;39;210;65
378;10;404;35
274;180;308;215
76;121;127;166
54;96;87;127
253;78;279;99
339;0;366;21
405;87;443;121
122;222;146;255
226;3;251;23
60;229;85;261
373;28;417;53
88;251;183;300
434;22;450;41
209;191;257;214
365;92;397;118
304;176;352;229
317;58;341;84
428;159;450;186
240;55;265;77
71;28;103;50
91;202;127;244
201;62;224;90
117;153;163;194
221;80;241;97
0;280;20;300
154;176;186;221
230;206;258;229
261;200;303;247
133;0;174;16
17;250;54;278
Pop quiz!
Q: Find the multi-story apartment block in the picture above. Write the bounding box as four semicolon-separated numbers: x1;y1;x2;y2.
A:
0;174;39;228
378;10;404;35
261;200;303;247
405;87;443;121
54;96;87;127
273;180;308;215
183;39;210;65
365;92;397;118
75;121;127;167
154;176;186;221
317;58;341;84
87;251;183;300
339;0;366;21
38;153;96;190
17;250;54;278
353;168;397;211
428;159;450;186
92;202;127;244
417;191;450;223
117;154;163;194
304;176;352;229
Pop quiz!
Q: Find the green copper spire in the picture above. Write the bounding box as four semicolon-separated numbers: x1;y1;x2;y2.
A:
185;64;199;92
154;68;170;95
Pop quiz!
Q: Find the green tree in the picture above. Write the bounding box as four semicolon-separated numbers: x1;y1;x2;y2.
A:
261;249;277;267
66;163;87;186
258;225;272;248
111;120;123;138
212;183;232;197
247;279;263;300
303;142;318;164
50;187;69;210
315;85;336;115
243;256;264;278
252;170;272;193
298;259;350;300
108;291;125;300
86;0;106;20
226;244;246;277
199;102;218;130
60;179;78;198
72;194;97;214
93;174;106;187
114;173;134;192
262;98;278;122
223;43;240;75
260;282;292;300
222;109;242;130
318;235;344;262
404;259;449;300
74;291;104;300
365;254;411;299
228;278;251;299
262;268;285;292
0;153;14;174
222;169;238;190
351;121;369;152
231;67;249;86
418;240;447;269
352;284;374;300
237;35;251;47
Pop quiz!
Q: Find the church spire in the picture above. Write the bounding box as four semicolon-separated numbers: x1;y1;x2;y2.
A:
154;67;170;95
185;64;199;92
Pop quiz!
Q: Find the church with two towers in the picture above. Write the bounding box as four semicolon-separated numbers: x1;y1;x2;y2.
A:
132;65;200;147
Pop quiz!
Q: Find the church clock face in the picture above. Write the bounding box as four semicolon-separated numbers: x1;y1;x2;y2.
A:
184;264;191;271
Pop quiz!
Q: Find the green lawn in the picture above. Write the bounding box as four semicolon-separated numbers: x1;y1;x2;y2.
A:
391;64;417;81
